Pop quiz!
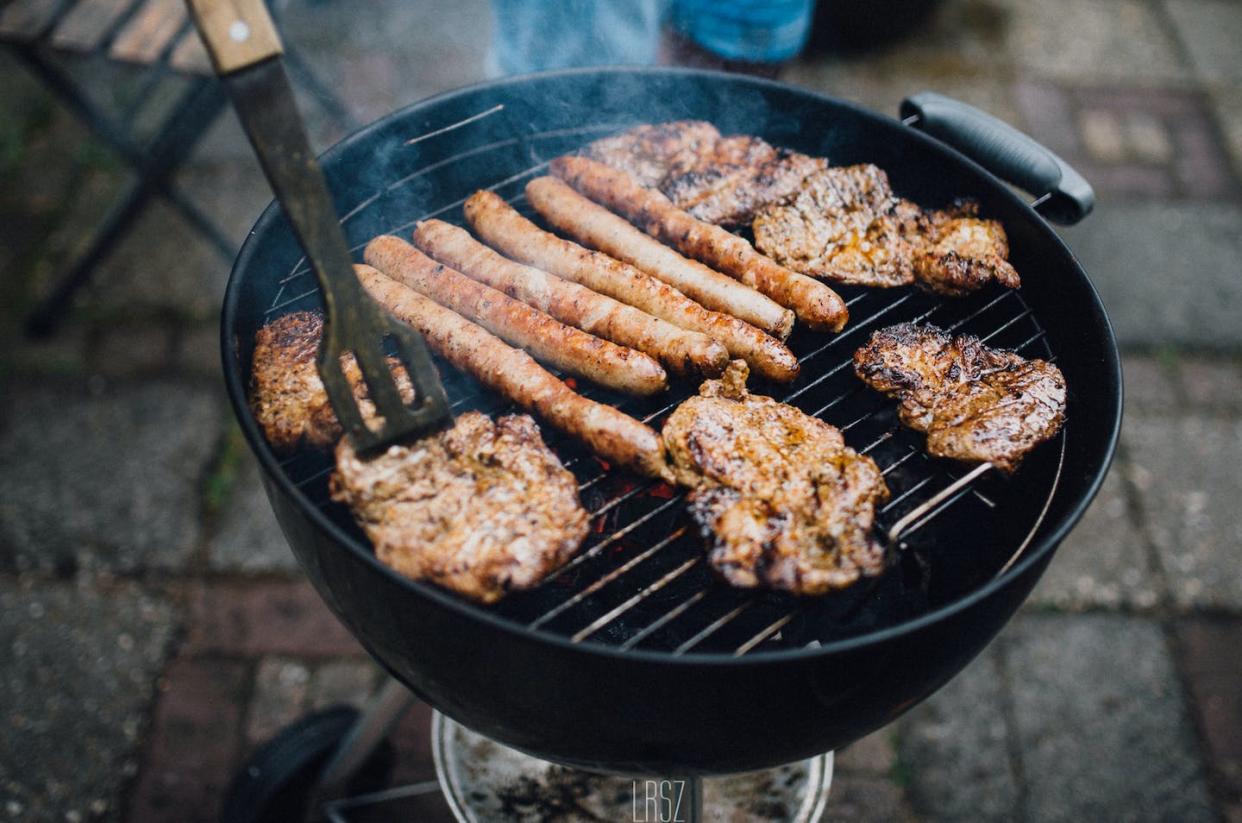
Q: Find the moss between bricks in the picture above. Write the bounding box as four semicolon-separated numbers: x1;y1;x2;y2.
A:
203;422;246;519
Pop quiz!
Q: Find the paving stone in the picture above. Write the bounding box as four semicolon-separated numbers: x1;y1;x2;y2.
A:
310;659;380;711
175;323;224;381
127;657;248;823
897;647;1018;822
87;199;231;320
0;378;224;573
89;324;175;375
1179;355;1242;413
0;580;176;822
835;729;897;776
1121;352;1183;415
1164;0;1242;84
184;580;363;658
1029;462;1160;610
1007;614;1215;822
209;455;299;574
1057;202;1242;348
1210;84;1242;179
786;60;1022;134
1177;618;1242;817
1126;414;1242;609
1080;108;1127;163
246;657;312;745
822;775;917;823
1004;0;1191;83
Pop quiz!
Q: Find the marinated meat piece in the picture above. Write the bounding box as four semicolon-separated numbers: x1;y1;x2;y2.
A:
753;165;915;287
853;323;1066;472
583;123;825;226
663;361;889;595
584;120;722;188
249;311;413;452
331;411;589;604
661;138;826;226
914;203;1020;297
754;166;1021;295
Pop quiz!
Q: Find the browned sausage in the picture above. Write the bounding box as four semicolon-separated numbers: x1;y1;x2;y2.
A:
526;176;795;340
364;235;667;396
354;264;671;479
412;219;727;378
551;155;849;333
465;190;800;383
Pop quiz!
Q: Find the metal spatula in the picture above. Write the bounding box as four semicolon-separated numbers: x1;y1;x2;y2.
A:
187;0;450;452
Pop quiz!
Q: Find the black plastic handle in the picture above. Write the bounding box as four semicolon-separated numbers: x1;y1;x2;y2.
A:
900;92;1094;225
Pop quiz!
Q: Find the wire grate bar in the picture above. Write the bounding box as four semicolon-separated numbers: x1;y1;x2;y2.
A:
530;527;688;629
619;588;708;651
673;602;753;655
572;554;701;643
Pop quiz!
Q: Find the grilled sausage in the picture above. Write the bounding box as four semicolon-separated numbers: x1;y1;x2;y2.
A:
552;156;849;333
465;191;800;383
526;176;795;340
355;264;671;479
364;235;667;396
413;219;727;378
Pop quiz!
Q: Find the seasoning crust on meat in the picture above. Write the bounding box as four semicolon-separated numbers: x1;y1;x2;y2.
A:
754;165;1020;296
250;311;414;452
331;412;590;604
853;323;1066;472
584;121;825;225
663;361;890;595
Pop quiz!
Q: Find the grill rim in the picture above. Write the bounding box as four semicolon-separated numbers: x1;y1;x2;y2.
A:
220;65;1122;666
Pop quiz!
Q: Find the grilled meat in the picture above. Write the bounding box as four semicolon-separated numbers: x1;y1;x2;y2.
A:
249;311;413;452
331;411;589;604
550;155;849;333
583;122;825;225
661;138;827;226
663;361;889;595
754;166;1021;296
753;164;916;288
853;323;1066;472
584;120;723;188
356;264;672;480
913;203;1020;297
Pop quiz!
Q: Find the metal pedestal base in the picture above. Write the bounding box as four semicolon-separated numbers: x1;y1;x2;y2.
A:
432;712;832;823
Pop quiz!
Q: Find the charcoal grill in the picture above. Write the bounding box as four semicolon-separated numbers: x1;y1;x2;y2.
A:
221;68;1121;794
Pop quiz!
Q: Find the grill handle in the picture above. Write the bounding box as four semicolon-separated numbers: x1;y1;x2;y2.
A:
900;91;1094;226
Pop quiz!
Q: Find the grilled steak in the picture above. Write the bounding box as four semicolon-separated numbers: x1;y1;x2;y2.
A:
660;137;827;226
913;202;1020;297
331;411;590;604
754;165;1021;295
663;361;889;595
853;323;1066;472
250;311;413;452
753;164;917;288
584;122;825;225
584;120;723;188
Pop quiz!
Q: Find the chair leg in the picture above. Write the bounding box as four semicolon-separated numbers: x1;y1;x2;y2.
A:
24;179;155;337
282;46;360;133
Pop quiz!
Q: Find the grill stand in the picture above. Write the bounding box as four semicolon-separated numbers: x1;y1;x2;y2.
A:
291;678;831;822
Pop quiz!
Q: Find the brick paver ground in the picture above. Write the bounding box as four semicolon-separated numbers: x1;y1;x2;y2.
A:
1;0;1239;820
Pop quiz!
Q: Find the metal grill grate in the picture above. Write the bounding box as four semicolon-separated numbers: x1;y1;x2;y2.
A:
262;109;1065;659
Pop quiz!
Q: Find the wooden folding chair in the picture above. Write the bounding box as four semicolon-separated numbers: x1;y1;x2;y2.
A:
0;0;356;335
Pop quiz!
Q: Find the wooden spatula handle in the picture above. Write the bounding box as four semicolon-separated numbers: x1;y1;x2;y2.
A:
185;0;283;74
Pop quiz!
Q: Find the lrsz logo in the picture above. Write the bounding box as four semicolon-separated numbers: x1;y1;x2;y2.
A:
631;779;687;822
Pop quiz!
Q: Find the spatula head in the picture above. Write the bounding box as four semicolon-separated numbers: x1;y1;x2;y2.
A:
318;300;451;454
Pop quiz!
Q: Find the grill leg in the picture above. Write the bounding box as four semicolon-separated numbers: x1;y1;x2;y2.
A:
682;776;703;823
303;677;415;822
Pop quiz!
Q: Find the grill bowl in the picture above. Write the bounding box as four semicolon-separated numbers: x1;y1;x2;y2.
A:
222;68;1121;774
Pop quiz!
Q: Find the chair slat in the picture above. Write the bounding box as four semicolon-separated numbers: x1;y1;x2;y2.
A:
168;26;210;74
50;0;132;51
0;0;70;40
108;0;182;65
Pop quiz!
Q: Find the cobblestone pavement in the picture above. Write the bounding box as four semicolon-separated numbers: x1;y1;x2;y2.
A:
1;0;1240;820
